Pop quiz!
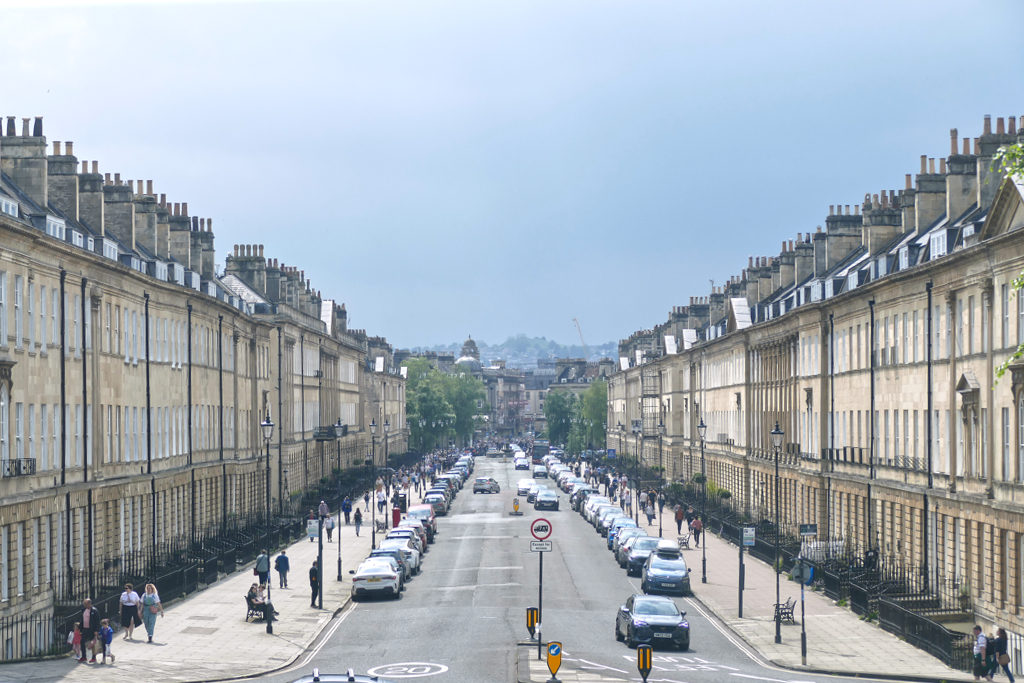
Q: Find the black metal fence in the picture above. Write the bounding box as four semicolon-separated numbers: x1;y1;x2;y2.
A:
878;598;973;671
0;465;377;663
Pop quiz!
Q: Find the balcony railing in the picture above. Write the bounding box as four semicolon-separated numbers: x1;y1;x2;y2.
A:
1;458;37;477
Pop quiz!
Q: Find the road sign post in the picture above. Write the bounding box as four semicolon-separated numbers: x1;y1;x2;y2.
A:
739;527;755;618
637;643;652;683
531;518;553;661
546;641;562;683
790;559;813;665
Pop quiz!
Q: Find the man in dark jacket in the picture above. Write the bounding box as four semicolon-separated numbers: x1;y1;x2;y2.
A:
274;550;290;588
79;598;100;663
342;497;352;524
309;559;320;608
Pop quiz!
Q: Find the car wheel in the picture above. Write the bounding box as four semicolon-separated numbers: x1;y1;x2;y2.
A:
625;628;637;649
678;639;689;651
640;581;649;593
615;624;624;642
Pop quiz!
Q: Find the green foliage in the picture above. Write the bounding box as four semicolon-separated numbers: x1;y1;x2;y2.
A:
544;391;578;447
837;598;848;607
402;358;486;449
718;489;732;499
705;479;719;496
544;380;609;454
692;472;707;485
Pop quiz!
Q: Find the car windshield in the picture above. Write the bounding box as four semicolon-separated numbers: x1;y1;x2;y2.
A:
538;491;555;499
633;599;680;616
408;510;429;519
476;478;489;483
650;556;686;571
634;538;662;551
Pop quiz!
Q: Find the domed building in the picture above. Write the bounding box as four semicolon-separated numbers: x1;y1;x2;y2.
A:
454;335;482;374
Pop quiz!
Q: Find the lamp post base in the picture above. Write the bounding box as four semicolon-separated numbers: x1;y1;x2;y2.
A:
337;557;343;581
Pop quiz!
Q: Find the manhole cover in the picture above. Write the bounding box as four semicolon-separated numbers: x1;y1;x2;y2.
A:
180;627;218;635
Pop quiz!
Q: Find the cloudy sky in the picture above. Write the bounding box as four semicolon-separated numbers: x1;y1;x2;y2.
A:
2;0;1022;349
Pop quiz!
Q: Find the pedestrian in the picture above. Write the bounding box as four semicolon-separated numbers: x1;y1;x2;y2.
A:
354;508;363;536
645;502;655;526
657;492;665;514
691;516;704;547
973;625;988;681
376;489;387;514
342;496;352;524
318;500;329;518
118;583;141;640
639;490;649;509
994;628;1014;683
985;631;999;681
364;491;371;511
308;509;316;521
99;619;114;664
141;583;163;643
255;549;271;586
69;623;82;660
79;598;99;663
309;559;320;608
275;550;290;588
325;515;335;542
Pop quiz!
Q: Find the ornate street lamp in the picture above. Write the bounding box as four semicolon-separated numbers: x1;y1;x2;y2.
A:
333;418;344;581
631;419;641;524
657;420;666;538
259;412;274;630
770;421;785;645
697;418;707;583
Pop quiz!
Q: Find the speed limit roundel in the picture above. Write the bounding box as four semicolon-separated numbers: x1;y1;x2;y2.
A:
531;518;553;541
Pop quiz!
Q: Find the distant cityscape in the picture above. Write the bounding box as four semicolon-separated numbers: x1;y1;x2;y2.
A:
407;334;617;368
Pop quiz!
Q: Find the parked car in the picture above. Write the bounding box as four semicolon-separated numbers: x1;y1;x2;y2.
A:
615;594;689;649
359;556;405;591
368;548;411;581
641;549;691;596
607;517;639;548
378;537;421;574
473;477;501;494
517;479;535;495
612;527;647;556
423;493;447;517
386;529;424;556
406;505;437;539
534;489;560;511
351;560;401;600
621;536;662;574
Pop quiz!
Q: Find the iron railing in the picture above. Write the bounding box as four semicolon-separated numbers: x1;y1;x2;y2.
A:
1;457;36;477
878;598;973;671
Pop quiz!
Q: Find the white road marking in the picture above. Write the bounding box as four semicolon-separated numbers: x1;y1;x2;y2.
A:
448;565;522;570
450;535;515;539
576;658;630;673
730;674;815;683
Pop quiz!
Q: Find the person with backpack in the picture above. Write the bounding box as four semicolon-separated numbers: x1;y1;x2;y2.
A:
690;516;704;547
342;497;352;524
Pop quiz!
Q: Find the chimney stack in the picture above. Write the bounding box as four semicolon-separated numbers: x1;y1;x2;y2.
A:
0;114;48;208
48;136;80;222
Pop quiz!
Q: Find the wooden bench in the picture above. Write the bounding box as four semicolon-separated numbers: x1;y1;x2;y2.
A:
774;597;796;623
677;533;691;549
245;595;263;622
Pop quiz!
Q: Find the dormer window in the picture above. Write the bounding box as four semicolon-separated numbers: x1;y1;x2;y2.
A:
0;198;17;217
899;246;909;271
45;217;65;240
930;232;947;260
102;239;118;261
69;230;84;248
810;281;822;302
154;263;168;282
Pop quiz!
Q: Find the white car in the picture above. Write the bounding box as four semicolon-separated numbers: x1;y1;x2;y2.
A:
351;560;401;600
379;537;421;574
386;529;424;555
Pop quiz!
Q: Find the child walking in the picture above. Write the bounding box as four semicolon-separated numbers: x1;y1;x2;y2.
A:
69;623;82;659
99;619;115;664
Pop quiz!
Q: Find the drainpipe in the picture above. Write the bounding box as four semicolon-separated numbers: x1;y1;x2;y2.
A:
218;316;225;532
187;303;194;544
277;326;284;516
144;293;151;475
301;334;306;496
924;281;933;592
59;269;66;487
828;312;834;540
81;278;88;483
868;299;876;551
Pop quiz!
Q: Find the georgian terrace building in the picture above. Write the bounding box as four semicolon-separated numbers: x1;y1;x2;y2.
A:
0;117;405;647
609;114;1024;637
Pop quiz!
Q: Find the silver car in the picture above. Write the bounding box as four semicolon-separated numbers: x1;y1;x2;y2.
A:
473;477;501;494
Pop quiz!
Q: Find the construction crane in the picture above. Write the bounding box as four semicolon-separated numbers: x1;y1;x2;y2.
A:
573;318;589;362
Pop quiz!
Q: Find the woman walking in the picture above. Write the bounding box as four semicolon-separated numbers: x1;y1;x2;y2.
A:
140;584;163;643
354;508;363;537
119;584;141;640
993;628;1014;682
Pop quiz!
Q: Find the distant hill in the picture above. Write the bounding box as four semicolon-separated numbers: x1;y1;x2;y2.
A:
408;334;617;369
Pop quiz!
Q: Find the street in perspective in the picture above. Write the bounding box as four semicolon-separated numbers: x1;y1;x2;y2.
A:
1;2;1023;683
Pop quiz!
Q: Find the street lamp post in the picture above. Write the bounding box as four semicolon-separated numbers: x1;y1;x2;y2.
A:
334;419;345;581
384;419;391;527
770;421;785;645
658;421;665;538
259;413;275;632
697;418;707;584
631;420;641;524
370;419;377;550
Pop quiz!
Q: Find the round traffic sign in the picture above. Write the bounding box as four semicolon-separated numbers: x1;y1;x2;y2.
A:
531;517;553;541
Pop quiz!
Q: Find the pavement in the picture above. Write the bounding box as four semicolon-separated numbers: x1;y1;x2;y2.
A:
517;507;976;683
0;502;386;683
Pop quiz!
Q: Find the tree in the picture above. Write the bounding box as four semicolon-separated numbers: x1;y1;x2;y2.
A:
992;143;1024;379
402;359;487;450
543;390;577;446
580;380;608;448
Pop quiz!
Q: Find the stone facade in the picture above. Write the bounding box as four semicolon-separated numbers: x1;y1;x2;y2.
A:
0;117;405;640
610;115;1024;637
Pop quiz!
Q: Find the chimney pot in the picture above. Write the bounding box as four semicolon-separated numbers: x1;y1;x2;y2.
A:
5;117;14;136
160;193;166;206
127;180;134;194
233;245;239;257
939;158;946;174
748;256;753;267
928;158;936;174
1010;117;1017;135
136;180;143;195
80;160;87;174
174;203;180;216
258;244;264;257
963;138;970;155
21;117;30;136
104;173;111;185
974;138;979;155
950;128;958;155
147;180;153;195
920;155;927;174
997;117;1005;135
66;141;73;156
32;117;42;137
854;205;860;215
829;205;834;216
182;202;188;216
905;174;912;190
52;141;61;155
114;173;120;185
984;115;992;135
200;218;205;231
207;217;212;232
92;161;98;174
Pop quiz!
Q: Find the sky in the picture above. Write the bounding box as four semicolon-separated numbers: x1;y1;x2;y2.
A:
2;0;1023;350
